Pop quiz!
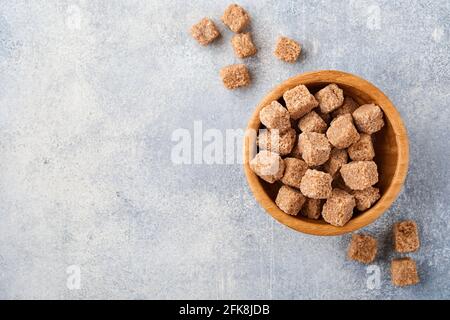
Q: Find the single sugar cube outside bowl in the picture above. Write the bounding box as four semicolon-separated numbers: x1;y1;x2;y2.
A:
231;32;257;58
391;258;420;287
221;4;250;33
347;233;378;264
274;36;302;63
244;70;409;236
220;64;250;89
190;18;220;46
393;220;420;253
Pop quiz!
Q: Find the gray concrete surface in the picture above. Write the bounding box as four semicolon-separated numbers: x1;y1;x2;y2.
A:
0;0;449;299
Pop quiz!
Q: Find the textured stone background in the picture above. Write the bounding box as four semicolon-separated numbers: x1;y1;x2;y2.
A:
0;0;449;299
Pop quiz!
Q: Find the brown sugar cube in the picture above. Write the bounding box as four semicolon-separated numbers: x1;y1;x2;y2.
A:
340;160;379;190
298;132;331;166
315;84;344;114
322;188;355;227
221;4;250;33
220;64;250;89
352;187;380;211
298;111;327;133
326;114;360;149
249;150;285;183
259;101;291;132
347;234;378;264
281;157;308;189
258;128;296;156
274;36;301;63
348;134;375;161
275;185;306;215
331;96;359;118
394;220;420;253
323;148;348;178
352;104;385;134
300;169;333;199
190;18;221;46
283;85;319;119
391;258;420;287
301;198;323;219
231;32;257;58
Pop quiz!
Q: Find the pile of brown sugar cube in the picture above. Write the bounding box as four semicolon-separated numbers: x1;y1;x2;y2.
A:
190;4;303;89
250;82;386;227
347;220;421;287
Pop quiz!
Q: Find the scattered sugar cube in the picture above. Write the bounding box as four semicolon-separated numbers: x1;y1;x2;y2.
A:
258;128;296;156
298;132;331;166
298;111;327;133
281;157;308;189
340;160;379;190
331;96;359;118
326;114;360;149
315;84;344;114
300;169;333;199
283;85;319;119
322;188;355;226
394;220;420;253
352;187;380;211
391;258;420;287
323;148;348;177
275;185;306;215
190;18;221;46
274;36;301;63
301;198;323;219
220;64;250;89
249;150;285;183
222;4;250;33
352;104;385;134
259;101;291;132
348;134;375;161
347;234;378;264
231;32;257;58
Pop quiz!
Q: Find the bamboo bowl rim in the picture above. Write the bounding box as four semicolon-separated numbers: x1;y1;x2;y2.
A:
243;70;409;236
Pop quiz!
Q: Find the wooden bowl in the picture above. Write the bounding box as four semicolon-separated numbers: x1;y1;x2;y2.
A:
243;70;409;236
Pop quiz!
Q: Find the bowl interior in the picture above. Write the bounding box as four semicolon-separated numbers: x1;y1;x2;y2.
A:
244;71;408;236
